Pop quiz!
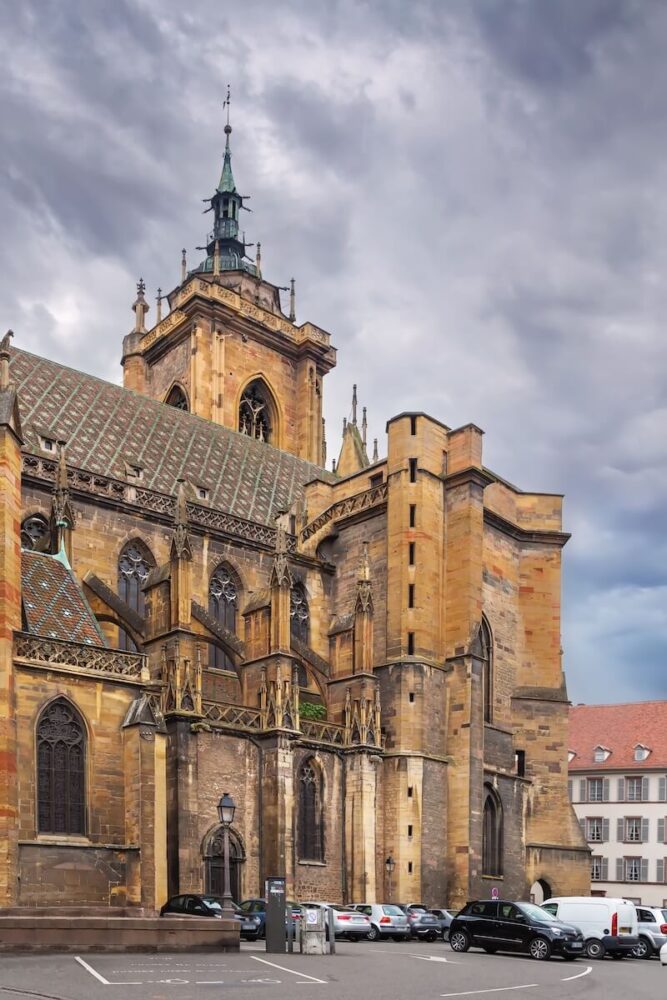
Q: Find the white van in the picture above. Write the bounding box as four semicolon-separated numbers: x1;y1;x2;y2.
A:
542;897;638;959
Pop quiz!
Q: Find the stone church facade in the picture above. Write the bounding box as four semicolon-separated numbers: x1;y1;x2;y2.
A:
0;119;589;913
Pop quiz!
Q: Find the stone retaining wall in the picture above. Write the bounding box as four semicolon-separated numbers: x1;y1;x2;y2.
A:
0;916;240;952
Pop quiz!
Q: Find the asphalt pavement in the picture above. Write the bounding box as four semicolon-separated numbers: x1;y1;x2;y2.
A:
0;938;663;1000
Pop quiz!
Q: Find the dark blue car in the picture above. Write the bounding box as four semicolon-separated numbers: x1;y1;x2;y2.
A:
237;897;303;938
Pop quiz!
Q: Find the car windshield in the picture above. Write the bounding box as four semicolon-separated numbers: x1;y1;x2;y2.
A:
518;902;559;923
382;905;404;915
410;905;427;912
200;897;224;911
332;905;352;912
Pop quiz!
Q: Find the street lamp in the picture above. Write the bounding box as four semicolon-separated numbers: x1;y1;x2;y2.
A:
385;855;395;901
217;792;236;916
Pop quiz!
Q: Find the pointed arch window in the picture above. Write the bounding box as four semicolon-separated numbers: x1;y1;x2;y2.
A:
208;564;239;670
239;380;272;442
298;759;324;861
21;513;50;552
118;540;155;651
480;616;493;723
482;785;503;877
165;385;189;411
290;582;309;644
37;699;86;835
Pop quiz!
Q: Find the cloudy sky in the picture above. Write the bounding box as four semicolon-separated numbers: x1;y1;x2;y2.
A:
2;0;666;704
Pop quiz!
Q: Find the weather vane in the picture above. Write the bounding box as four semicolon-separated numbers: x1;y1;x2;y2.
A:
223;84;231;129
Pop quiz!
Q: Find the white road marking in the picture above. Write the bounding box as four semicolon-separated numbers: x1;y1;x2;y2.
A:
562;965;592;982
250;955;327;984
75;957;111;985
406;953;452;962
441;987;538;998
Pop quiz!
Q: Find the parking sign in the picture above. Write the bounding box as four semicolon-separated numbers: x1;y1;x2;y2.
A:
491;887;499;900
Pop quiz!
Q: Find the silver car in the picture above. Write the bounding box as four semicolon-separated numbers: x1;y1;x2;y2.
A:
633;906;667;959
300;901;371;939
431;908;458;941
350;903;410;941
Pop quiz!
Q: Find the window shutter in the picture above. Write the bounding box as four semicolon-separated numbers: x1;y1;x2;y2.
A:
617;777;625;801
659;818;665;844
602;818;609;842
657;859;664;884
641;776;649;801
640;858;649;882
579;818;586;838
641;818;649;843
601;857;608;880
567;780;572;801
617;818;624;842
616;858;624;881
580;779;586;801
603;778;610;802
659;776;667;802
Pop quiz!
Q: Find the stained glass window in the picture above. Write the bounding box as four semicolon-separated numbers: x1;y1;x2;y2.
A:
37;700;86;835
298;760;323;861
290;583;309;644
209;564;238;670
118;540;154;650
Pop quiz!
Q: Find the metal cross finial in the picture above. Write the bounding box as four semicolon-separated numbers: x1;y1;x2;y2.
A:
137;278;146;297
224;84;231;126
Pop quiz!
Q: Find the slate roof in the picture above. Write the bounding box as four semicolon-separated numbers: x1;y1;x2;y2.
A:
568;702;667;771
10;348;331;526
22;550;106;646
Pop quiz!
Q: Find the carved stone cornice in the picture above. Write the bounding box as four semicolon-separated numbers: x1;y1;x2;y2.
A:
484;508;571;548
14;631;147;684
301;482;387;543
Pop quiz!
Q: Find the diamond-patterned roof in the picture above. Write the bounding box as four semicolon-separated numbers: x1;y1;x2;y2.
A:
22;550;106;646
10;348;330;526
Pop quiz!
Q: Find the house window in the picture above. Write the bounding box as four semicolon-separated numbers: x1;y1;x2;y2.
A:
298;760;323;862
482;786;503;877
117;540;155;650
208;564;239;670
39;436;56;453
515;750;525;777
588;778;604;802
627;777;644;802
369;473;383;489
626;817;642;843
37;699;86;835
591;856;606;881
625;857;641;882
593;746;610;763
634;745;650;762
197;486;209;501
587;817;604;842
290;583;309;644
409;458;417;483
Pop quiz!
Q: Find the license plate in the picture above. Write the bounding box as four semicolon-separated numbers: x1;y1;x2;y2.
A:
242;921;255;930
422;917;435;923
619;927;631;934
352;916;366;922
570;943;582;949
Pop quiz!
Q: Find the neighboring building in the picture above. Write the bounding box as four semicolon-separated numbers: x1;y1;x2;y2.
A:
569;702;667;906
0;114;589;913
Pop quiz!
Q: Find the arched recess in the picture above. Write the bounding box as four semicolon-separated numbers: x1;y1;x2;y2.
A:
202;825;246;902
117;539;156;651
208;562;242;670
236;374;283;447
482;783;503;877
297;756;325;862
480;615;493;724
36;697;87;836
165;383;189;411
530;878;552;904
290;581;310;645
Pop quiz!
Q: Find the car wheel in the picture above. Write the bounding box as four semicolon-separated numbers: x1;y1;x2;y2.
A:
449;930;471;953
426;930;438;942
367;925;380;942
442;928;450;942
529;936;551;961
632;938;652;960
584;939;605;960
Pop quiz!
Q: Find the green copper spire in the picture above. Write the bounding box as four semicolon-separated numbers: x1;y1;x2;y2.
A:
218;86;237;193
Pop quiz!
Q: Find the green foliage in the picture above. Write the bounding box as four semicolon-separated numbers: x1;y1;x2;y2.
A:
299;701;326;721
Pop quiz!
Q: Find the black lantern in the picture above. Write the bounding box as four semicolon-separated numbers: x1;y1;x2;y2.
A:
385;855;395;874
217;792;236;826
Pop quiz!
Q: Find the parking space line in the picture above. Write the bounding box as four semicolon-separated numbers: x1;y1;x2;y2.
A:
441;987;538;998
562;966;592;982
250;955;327;984
74;957;110;985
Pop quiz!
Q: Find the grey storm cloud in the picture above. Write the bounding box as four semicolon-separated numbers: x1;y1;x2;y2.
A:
0;0;665;704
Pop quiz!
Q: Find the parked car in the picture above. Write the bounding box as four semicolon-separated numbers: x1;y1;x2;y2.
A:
397;903;442;941
431;908;458;941
632;906;667;959
300;901;371;939
237;897;303;939
542;897;638;959
661;941;667;966
448;900;584;961
349;903;410;941
159;893;262;939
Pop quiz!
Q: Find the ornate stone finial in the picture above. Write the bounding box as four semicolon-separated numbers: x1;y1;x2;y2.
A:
362;406;367;446
51;443;76;552
213;239;221;276
223;83;232;145
0;329;13;390
156;288;163;323
332;458;337;474
372;438;379;462
352;385;358;426
358;541;371;581
171;479;192;561
132;278;149;334
270;510;292;589
356;541;373;614
181;248;187;283
256;241;262;278
289;278;296;323
343;416;347;433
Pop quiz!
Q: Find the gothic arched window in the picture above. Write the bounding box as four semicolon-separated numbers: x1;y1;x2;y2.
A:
118;540;155;650
290;582;309;645
21;513;50;552
482;785;503;877
37;699;86;835
298;759;323;861
208;564;239;670
239;379;273;443
480;616;493;724
166;385;189;411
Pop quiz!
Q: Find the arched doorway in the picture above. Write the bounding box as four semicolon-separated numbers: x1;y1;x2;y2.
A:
530;878;552;904
203;828;244;902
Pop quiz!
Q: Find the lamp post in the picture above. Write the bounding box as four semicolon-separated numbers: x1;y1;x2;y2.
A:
217;792;236;916
385;855;395;902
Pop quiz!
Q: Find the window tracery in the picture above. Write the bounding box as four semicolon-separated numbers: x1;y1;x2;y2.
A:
290;583;309;644
298;760;323;861
209;564;238;670
166;385;189;411
118;540;154;651
482;785;503;877
239;381;271;442
37;699;86;835
480;616;493;723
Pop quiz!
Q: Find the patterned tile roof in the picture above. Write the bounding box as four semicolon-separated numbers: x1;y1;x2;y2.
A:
10;347;331;526
569;702;667;772
22;550;106;646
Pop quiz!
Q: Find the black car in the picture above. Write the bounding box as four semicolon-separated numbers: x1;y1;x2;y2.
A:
160;893;262;940
448;900;584;961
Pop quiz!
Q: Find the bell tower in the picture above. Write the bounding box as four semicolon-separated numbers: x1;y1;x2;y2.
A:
121;91;336;466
